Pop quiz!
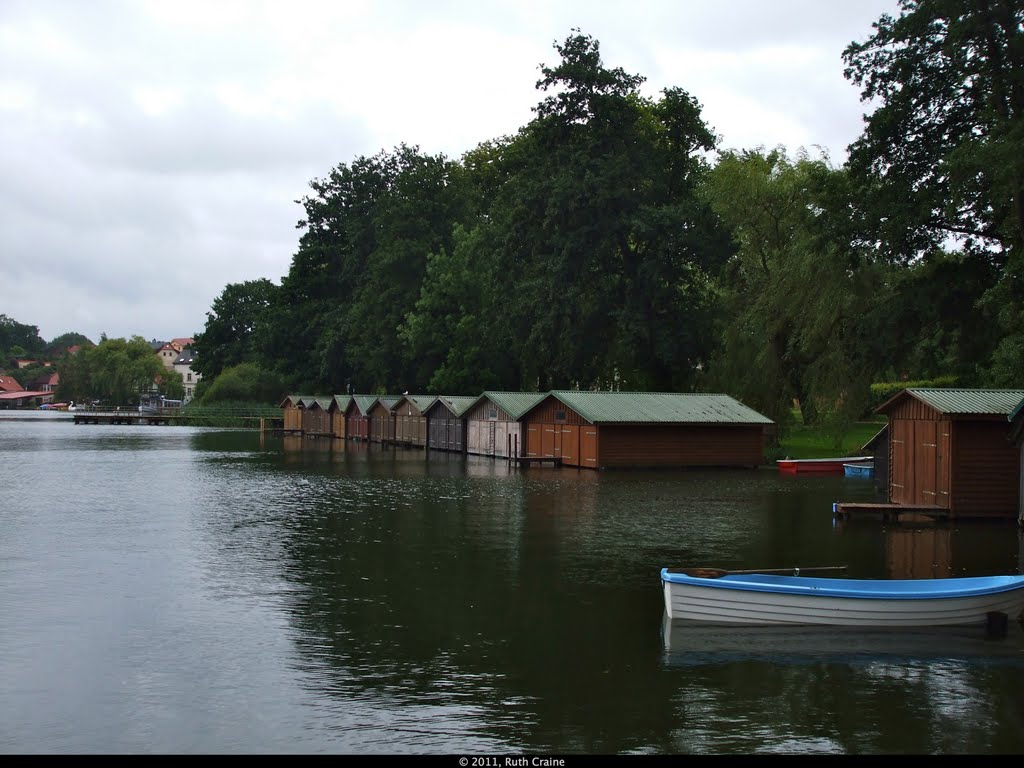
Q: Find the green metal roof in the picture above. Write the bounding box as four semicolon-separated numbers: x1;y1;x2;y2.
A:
278;394;309;408
305;396;332;410
350;394;378;415
394;395;436;414
894;388;1024;416
377;395;401;410
543;391;774;425
1010;397;1024;423
474;391;548;420
331;395;352;411
431;395;479;417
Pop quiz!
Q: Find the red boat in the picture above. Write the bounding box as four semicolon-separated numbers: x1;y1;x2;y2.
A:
777;456;873;475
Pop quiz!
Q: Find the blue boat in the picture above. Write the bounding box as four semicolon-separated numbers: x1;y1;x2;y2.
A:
661;567;1024;627
843;461;874;478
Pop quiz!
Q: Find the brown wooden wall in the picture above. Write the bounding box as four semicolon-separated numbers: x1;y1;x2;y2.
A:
368;403;394;443
950;420;1019;517
597;425;764;469
302;405;331;436
428;415;465;452
465;399;523;457
346;411;369;441
282;404;303;432
395;415;428;446
888;418;952;508
331;409;347;439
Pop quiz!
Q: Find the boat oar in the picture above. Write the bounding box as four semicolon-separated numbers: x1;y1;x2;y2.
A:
668;566;848;579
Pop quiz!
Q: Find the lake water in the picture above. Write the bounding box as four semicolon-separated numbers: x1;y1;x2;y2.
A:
3;412;1024;755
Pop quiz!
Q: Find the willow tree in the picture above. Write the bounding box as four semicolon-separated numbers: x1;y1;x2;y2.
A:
703;148;883;435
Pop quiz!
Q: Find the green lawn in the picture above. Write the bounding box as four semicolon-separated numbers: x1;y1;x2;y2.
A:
774;419;886;460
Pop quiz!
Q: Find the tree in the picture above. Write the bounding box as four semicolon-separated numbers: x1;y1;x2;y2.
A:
55;336;171;405
702;148;883;431
268;144;474;393
198;362;287;404
45;332;93;359
193;278;278;380
487;31;729;390
843;0;1024;385
0;314;44;359
844;0;1023;258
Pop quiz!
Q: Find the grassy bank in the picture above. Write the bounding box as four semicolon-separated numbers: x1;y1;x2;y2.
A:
772;419;886;461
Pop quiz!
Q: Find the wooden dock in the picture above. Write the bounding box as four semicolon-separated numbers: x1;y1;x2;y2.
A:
514;456;562;467
832;502;949;522
72;410;180;426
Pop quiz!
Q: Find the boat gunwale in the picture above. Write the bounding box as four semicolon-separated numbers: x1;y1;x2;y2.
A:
660;569;1024;600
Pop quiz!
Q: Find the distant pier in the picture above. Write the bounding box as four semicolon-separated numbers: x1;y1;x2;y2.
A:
72;409;180;426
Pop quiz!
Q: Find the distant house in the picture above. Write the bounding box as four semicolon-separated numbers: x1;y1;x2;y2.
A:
28;371;59;392
875;388;1024;519
519;391;773;470
172;348;201;403
0;375;23;393
149;338;193;370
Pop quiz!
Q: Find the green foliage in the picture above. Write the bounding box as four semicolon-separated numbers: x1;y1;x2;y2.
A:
774;420;887;461
199;363;288;405
702;148;880;430
45;332;93;359
179;400;281;428
844;0;1024;259
843;0;1024;386
193;279;278;380
55;336;168;405
0;314;45;360
867;375;959;412
489;31;728;390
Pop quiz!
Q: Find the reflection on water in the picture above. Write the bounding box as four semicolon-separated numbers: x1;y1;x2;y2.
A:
2;414;1024;753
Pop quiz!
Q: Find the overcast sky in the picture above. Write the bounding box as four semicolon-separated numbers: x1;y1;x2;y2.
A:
1;0;902;346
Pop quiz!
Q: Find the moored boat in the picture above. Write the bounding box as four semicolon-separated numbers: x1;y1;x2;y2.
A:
660;567;1024;627
843;461;874;478
774;456;872;475
777;456;873;475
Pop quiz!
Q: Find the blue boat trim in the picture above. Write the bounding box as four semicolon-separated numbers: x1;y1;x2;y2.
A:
660;568;1024;600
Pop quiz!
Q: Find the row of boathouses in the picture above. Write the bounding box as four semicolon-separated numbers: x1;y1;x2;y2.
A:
281;386;1024;522
279;391;775;470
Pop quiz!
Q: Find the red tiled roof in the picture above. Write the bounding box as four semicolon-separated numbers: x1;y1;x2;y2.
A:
0;390;50;400
0;375;24;392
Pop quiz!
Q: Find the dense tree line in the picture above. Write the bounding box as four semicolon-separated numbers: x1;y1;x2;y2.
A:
193;2;1022;433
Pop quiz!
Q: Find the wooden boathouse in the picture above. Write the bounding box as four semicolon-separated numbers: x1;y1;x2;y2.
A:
345;395;377;442
837;388;1024;521
368;396;400;444
465;392;547;459
519;391;773;470
279;395;308;434
426;395;478;453
301;396;333;438
392;395;435;448
329;395;351;440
